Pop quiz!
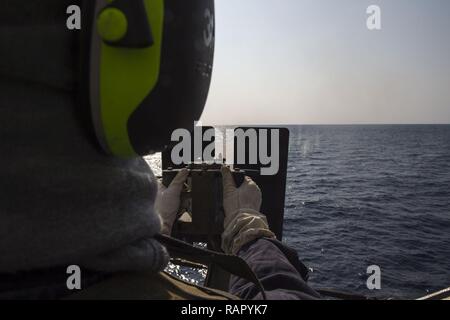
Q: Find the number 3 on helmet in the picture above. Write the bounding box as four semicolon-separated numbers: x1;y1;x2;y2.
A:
82;0;215;157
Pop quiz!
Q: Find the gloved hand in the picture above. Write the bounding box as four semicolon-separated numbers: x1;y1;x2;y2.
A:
155;169;189;236
221;166;276;254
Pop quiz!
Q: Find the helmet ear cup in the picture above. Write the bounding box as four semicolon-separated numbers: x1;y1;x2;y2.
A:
86;0;166;157
128;0;215;154
79;0;104;152
85;0;215;157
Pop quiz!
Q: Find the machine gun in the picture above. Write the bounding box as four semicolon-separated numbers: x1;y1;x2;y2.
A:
160;127;290;290
162;163;247;251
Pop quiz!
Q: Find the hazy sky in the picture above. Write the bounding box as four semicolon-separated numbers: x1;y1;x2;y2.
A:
200;0;450;125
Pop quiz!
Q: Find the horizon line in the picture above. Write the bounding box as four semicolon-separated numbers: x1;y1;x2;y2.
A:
200;123;450;127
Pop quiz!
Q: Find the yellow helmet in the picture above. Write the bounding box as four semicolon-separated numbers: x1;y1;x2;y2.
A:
82;0;215;156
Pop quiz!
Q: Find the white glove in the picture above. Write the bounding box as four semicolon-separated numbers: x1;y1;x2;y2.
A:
221;166;276;254
155;169;189;235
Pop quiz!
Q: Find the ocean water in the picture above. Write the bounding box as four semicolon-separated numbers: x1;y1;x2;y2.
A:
147;125;450;299
284;125;450;299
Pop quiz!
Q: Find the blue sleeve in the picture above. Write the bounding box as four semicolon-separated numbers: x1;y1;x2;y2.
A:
229;238;322;300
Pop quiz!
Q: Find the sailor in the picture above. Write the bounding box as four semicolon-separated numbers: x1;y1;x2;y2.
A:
0;0;320;300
